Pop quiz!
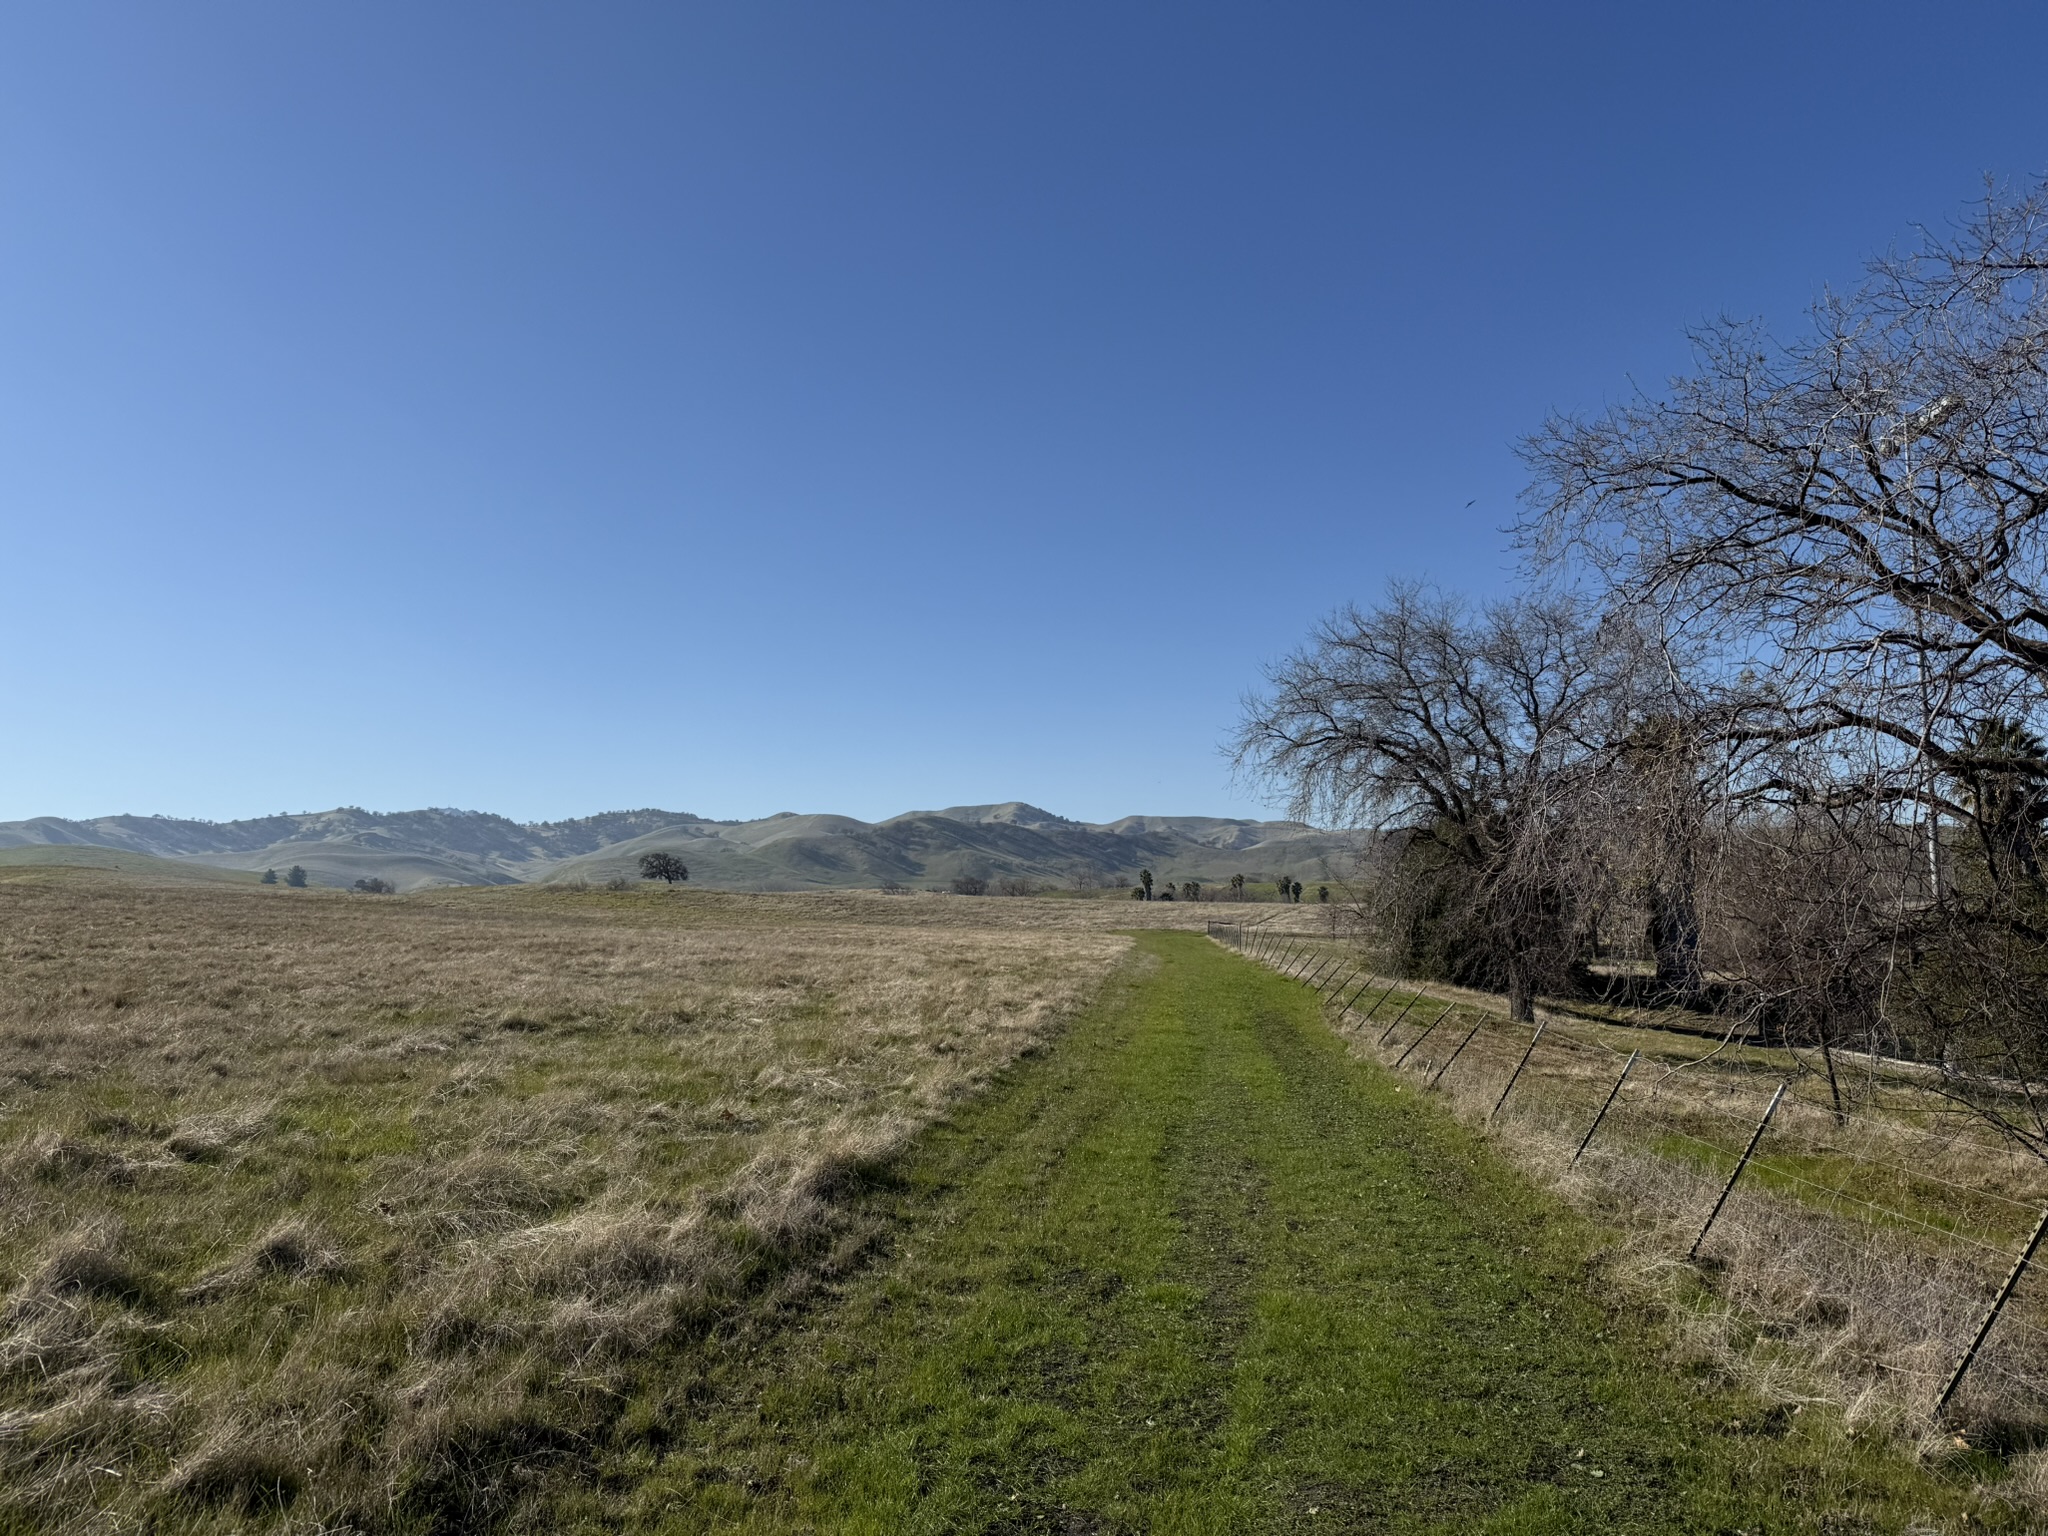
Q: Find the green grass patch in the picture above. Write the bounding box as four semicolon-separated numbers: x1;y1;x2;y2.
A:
581;933;2000;1533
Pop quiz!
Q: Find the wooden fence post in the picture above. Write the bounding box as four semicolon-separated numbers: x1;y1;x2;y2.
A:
1934;1203;2048;1420
1488;1023;1545;1124
1687;1083;1786;1261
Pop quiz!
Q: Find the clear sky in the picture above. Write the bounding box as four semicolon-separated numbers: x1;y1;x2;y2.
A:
5;2;2046;827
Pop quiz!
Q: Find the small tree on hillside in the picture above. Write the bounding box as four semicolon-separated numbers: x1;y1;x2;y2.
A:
639;852;689;884
285;866;308;888
260;868;278;885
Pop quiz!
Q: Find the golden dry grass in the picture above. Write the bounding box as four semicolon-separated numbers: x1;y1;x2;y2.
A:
0;870;1178;1533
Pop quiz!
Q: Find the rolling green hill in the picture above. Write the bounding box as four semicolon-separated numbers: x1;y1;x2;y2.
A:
0;846;262;883
0;802;1360;894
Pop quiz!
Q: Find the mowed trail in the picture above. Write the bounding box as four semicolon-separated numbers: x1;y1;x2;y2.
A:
601;932;1980;1534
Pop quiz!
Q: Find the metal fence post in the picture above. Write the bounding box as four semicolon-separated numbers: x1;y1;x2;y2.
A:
1322;965;1362;1001
1386;1000;1448;1050
1572;1049;1639;1165
1361;982;1402;1020
1934;1203;2048;1420
1687;1083;1786;1261
1428;1019;1484;1088
1337;975;1378;1014
1378;989;1425;1036
1393;1005;1452;1066
1488;1023;1546;1124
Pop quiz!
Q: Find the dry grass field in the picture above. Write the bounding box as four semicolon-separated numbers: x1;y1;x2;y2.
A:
0;871;1232;1534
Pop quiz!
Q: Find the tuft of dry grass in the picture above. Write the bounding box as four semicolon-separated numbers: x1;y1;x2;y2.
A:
0;869;1136;1533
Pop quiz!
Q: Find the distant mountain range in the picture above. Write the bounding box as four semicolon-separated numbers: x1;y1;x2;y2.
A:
0;803;1362;893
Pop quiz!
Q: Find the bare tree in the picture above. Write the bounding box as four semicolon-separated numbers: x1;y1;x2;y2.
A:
1236;585;1619;1021
1520;175;2048;1151
1521;176;2048;858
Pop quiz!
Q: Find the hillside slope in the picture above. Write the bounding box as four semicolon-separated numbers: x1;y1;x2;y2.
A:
0;801;1359;893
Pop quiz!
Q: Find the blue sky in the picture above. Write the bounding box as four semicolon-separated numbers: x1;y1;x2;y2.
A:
5;2;2046;826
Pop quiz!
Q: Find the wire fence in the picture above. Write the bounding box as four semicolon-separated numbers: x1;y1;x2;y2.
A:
1206;918;2048;1432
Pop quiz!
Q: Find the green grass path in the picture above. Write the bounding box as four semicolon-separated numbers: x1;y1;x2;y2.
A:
596;932;1995;1533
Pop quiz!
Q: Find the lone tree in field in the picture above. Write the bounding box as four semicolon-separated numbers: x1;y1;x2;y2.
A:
285;866;308;888
638;852;689;885
260;868;278;885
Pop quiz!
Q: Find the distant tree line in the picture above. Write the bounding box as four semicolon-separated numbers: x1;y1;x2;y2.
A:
1238;177;2048;1150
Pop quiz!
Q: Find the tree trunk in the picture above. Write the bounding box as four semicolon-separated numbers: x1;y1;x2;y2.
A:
1506;962;1535;1024
1647;881;1704;1002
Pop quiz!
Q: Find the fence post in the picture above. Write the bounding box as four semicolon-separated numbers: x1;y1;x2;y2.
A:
1304;955;1339;989
1687;1082;1786;1261
1393;1005;1453;1066
1488;1023;1546;1124
1322;965;1362;1002
1428;1019;1484;1088
1572;1049;1639;1165
1934;1203;2048;1420
1386;1000;1448;1050
1361;982;1403;1020
1378;989;1426;1036
1335;974;1377;1014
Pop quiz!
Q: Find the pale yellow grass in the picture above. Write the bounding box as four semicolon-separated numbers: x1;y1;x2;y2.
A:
0;871;1138;1533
